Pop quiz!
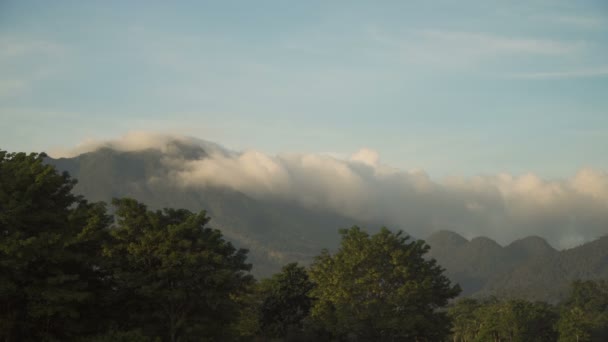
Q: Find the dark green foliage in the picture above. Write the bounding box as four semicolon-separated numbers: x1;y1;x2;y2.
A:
104;198;254;342
309;227;461;341
477;300;558;342
86;329;158;342
448;280;608;342
258;263;315;339
449;298;559;341
557;280;608;341
449;298;483;341
0;150;255;341
0;151;112;340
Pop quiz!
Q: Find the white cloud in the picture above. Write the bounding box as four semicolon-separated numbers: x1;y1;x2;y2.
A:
51;131;229;158
54;132;608;249
350;148;380;167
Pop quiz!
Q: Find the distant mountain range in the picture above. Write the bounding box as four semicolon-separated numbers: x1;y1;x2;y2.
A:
46;144;608;302
426;230;608;302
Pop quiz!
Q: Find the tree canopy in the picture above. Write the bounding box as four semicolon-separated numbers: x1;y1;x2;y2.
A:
0;151;253;341
557;280;608;341
0;151;112;340
257;262;315;339
104;198;253;341
308;226;461;341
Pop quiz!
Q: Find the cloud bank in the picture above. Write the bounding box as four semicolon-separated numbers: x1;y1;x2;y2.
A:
54;132;608;249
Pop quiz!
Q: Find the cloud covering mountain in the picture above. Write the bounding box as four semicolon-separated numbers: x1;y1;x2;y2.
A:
52;132;608;249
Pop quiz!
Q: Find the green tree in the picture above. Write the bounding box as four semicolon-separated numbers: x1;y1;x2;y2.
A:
449;298;483;341
558;306;594;342
103;198;254;342
558;280;608;342
258;263;315;340
481;300;557;342
451;297;558;342
0;151;112;341
308;226;460;341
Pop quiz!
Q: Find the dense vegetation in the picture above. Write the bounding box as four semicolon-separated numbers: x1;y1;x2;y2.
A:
2;150;607;341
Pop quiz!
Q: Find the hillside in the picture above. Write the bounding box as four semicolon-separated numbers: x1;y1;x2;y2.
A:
47;145;608;301
47;146;382;277
427;230;608;302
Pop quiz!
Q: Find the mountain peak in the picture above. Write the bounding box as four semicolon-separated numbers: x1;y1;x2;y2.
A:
469;236;502;249
506;235;556;255
426;230;468;247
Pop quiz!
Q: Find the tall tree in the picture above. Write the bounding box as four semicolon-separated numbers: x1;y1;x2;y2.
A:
104;198;254;342
0;151;112;341
558;280;608;342
308;226;460;341
449;298;483;341
258;263;315;339
450;297;558;342
475;299;558;342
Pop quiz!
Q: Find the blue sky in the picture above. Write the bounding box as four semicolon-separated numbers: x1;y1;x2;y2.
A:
1;0;607;178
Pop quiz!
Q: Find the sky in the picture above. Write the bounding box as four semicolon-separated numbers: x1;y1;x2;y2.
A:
1;0;608;179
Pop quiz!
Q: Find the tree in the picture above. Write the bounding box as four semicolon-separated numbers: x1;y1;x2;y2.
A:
103;198;254;342
558;306;594;342
308;226;461;341
449;298;483;341
258;263;315;339
0;151;112;340
558;280;608;342
449;297;558;342
475;299;558;342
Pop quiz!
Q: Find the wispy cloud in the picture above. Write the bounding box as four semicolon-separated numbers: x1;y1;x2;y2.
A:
549;14;605;29
505;66;608;79
415;30;582;55
370;29;586;69
0;35;67;97
0;79;27;97
0;35;65;60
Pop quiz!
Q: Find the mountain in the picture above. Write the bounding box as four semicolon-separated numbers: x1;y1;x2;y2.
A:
480;235;608;302
47;144;608;302
47;146;383;277
426;230;608;302
427;232;511;296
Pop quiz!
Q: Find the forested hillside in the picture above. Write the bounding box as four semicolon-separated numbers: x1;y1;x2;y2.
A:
3;150;608;341
427;231;608;302
48;146;608;302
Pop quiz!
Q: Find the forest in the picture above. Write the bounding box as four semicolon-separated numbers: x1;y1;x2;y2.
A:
1;150;608;342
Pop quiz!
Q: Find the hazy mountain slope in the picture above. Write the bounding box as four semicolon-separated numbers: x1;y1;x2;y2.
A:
427;230;606;302
481;236;608;302
47;147;381;277
47;146;608;300
504;236;557;264
427;232;514;296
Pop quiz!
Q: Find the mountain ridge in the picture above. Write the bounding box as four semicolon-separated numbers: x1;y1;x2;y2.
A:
45;145;608;301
